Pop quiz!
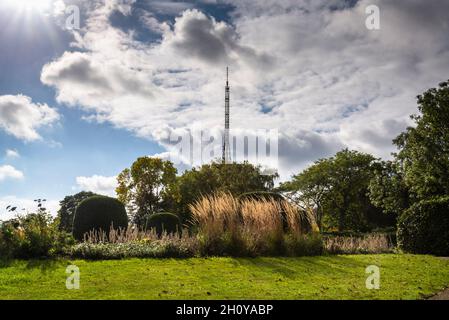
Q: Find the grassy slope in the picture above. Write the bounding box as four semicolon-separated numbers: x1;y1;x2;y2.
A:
0;254;448;300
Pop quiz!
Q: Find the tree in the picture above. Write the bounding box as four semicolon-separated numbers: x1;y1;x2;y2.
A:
281;149;391;232
368;160;410;215
57;191;97;233
394;80;449;201
279;157;333;229
175;161;278;222
116;157;177;227
384;80;449;255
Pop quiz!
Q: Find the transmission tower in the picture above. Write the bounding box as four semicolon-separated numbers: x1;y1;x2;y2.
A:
222;67;231;163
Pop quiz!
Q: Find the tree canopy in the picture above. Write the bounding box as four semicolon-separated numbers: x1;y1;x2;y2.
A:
116;157;177;227
394;80;449;201
174;161;279;222
281;149;394;232
368;160;410;215
57;191;98;233
369;80;449;218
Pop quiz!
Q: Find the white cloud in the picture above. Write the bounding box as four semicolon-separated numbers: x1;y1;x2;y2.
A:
76;175;117;196
0;95;59;141
40;0;449;178
0;165;24;182
5;149;20;159
139;10;170;34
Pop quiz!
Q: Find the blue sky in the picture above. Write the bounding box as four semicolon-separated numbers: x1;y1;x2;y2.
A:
1;0;448;217
0;0;169;213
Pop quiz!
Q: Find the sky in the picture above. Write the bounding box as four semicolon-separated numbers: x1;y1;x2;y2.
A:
1;0;448;218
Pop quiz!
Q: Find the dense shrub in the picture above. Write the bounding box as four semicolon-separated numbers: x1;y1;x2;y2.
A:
145;212;182;236
397;197;449;256
0;220;21;258
73;196;128;240
16;213;58;258
0;212;74;259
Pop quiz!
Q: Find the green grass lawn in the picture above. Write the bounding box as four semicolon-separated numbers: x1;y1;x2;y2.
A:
0;254;448;300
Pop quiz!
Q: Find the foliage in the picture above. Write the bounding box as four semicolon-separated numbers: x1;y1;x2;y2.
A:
369;80;449;223
82;225;178;244
57;191;98;233
116;157;177;227
175;161;278;223
145;212;182;236
393;80;449;201
0;220;22;258
281;149;392;232
189;193;319;256
372;81;449;256
397;196;449;256
323;233;395;255
0;200;74;259
67;194;321;258
284;234;324;256
73;196;128;240
368;160;410;215
237;191;319;233
69;239;197;260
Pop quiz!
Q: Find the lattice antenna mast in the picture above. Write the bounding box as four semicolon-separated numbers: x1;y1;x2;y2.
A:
222;67;231;163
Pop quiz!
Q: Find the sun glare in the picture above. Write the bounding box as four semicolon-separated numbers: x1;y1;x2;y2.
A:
4;0;52;12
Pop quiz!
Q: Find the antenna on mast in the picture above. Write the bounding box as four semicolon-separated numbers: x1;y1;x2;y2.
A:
222;67;231;164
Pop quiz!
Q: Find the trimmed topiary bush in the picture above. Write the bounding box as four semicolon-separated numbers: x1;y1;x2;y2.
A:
397;196;449;256
146;212;182;236
73;196;128;240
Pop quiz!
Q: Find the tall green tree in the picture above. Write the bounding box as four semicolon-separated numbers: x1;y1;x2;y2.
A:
116;157;177;227
57;191;97;233
381;80;449;255
281;149;391;232
175;161;278;222
394;80;449;201
368;80;449;218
